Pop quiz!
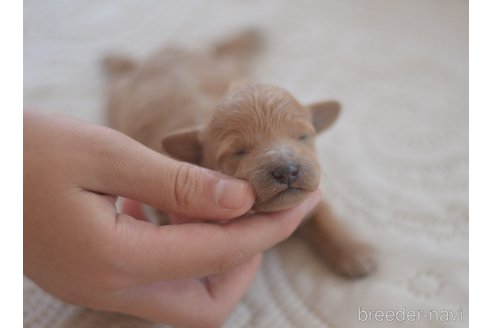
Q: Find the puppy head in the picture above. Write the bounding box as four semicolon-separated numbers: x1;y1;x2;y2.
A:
162;84;340;212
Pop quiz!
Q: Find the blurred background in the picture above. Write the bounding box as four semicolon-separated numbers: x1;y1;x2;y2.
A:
24;0;468;327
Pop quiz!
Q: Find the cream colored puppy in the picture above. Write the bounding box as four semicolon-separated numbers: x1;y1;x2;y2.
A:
104;32;375;277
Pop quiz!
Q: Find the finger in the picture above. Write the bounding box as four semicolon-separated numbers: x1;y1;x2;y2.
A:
112;190;321;285
106;255;262;327
120;198;146;221
77;125;254;220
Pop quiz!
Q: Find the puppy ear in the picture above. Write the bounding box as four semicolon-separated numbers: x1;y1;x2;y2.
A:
307;101;341;133
161;129;203;164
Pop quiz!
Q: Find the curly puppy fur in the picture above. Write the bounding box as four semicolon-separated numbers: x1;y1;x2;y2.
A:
103;31;375;278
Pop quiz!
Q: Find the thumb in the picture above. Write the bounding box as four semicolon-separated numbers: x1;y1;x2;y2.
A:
83;126;254;220
154;160;255;219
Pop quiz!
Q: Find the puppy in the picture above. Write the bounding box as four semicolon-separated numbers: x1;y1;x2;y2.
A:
103;32;375;278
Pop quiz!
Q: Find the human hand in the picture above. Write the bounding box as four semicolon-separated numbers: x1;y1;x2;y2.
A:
23;111;321;327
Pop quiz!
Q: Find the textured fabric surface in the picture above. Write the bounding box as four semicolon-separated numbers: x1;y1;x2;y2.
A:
24;0;468;327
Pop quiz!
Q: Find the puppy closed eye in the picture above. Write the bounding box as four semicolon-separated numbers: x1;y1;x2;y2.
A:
298;134;313;142
233;149;248;157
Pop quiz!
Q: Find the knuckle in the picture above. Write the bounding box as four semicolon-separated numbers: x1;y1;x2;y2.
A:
170;164;200;211
214;247;237;273
212;228;245;273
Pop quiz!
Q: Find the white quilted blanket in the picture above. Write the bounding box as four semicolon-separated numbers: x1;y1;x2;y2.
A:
24;0;468;327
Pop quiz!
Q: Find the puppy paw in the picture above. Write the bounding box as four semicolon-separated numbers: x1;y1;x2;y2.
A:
329;243;376;278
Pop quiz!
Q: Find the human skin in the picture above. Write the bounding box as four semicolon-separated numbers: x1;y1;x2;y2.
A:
23;111;321;327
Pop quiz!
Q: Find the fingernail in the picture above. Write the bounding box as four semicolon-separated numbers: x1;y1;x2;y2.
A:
214;179;249;209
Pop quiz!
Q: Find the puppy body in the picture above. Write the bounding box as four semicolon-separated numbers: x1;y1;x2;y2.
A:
104;32;375;278
105;41;251;153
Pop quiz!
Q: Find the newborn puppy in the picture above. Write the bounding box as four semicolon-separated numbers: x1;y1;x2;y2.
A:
104;32;375;278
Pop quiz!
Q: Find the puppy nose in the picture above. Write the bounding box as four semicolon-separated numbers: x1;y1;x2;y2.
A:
271;163;299;186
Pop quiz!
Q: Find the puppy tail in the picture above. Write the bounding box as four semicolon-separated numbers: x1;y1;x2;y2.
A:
102;55;136;80
215;29;262;61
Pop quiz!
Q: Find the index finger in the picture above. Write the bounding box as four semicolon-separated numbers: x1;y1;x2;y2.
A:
112;190;321;286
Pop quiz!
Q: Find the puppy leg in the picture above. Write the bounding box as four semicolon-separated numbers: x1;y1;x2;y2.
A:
215;30;261;61
102;55;136;80
298;200;376;278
